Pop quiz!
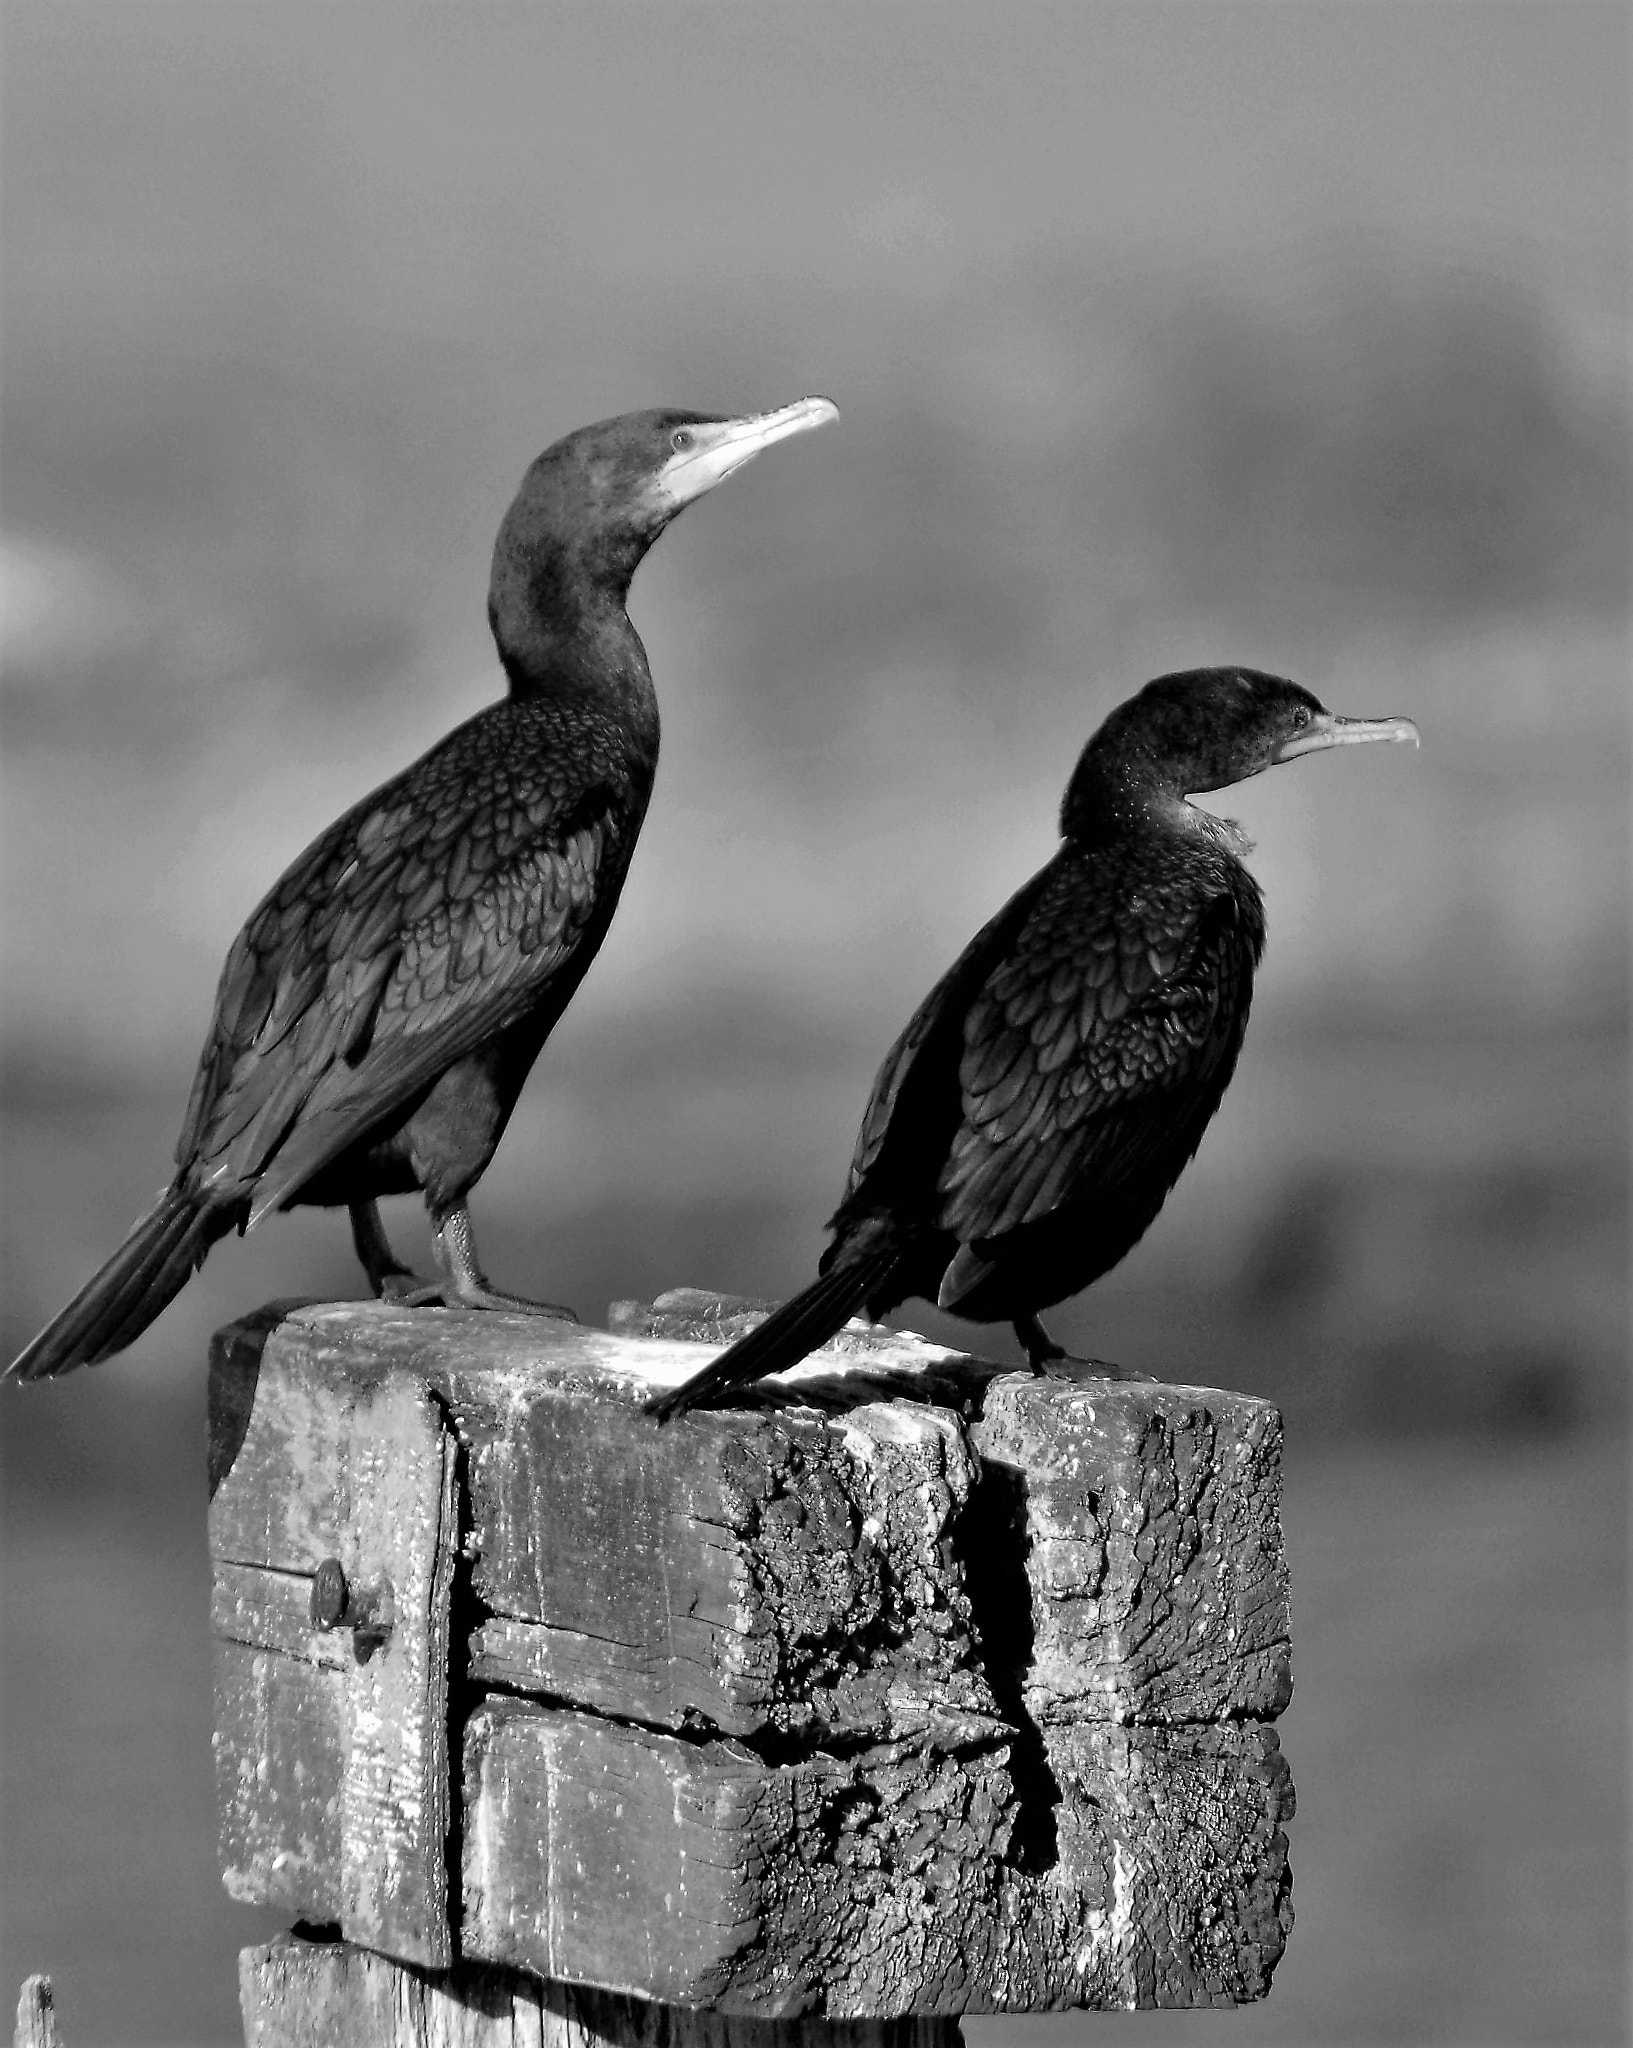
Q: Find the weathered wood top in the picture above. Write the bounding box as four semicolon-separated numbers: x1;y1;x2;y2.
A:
209;1293;1293;2017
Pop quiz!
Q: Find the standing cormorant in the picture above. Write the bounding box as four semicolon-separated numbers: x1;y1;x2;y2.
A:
649;667;1416;1421
10;398;838;1381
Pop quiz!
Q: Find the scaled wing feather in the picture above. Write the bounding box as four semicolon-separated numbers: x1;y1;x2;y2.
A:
937;854;1261;1244
176;717;625;1220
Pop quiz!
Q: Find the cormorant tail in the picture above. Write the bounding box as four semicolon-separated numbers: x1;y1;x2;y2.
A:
646;1249;899;1423
7;1184;219;1382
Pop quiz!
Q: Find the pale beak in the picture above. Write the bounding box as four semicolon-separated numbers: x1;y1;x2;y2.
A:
1272;711;1421;764
653;396;840;513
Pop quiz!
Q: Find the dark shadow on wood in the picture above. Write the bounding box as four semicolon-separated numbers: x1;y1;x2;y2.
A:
208;1302;288;1499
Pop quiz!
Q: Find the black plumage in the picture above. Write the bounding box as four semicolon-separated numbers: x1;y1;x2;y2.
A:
649;667;1417;1421
10;397;837;1381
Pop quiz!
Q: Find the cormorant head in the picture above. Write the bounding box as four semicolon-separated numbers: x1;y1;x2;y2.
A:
490;399;837;685
1063;667;1419;836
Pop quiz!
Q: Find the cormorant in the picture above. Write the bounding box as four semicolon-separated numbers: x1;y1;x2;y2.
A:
649;667;1416;1421
10;398;838;1381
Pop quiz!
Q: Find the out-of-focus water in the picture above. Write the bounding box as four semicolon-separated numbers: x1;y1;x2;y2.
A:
2;5;1627;2042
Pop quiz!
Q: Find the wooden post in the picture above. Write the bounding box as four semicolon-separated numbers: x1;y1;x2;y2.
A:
12;1978;61;2048
209;1291;1294;2040
239;1935;959;2048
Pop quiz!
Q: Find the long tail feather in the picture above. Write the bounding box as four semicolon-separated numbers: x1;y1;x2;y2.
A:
646;1249;899;1423
7;1185;219;1381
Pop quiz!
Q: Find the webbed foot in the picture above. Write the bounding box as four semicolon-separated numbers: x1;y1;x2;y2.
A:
430;1203;579;1321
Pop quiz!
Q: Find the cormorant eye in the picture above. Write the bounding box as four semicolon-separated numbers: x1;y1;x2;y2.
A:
1290;705;1311;728
671;428;695;452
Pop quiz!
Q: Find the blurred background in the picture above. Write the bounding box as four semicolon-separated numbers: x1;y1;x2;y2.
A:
1;4;1626;2042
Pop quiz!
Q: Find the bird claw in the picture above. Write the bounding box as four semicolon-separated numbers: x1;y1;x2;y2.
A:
443;1284;581;1321
376;1273;580;1320
376;1272;443;1308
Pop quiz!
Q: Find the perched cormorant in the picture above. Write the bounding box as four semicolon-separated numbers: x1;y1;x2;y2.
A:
10;398;838;1381
649;667;1417;1421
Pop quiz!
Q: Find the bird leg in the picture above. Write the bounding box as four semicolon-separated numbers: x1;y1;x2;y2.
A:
1014;1312;1065;1374
428;1203;579;1321
349;1201;435;1302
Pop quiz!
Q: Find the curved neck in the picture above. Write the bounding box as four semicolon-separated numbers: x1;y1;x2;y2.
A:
487;523;657;714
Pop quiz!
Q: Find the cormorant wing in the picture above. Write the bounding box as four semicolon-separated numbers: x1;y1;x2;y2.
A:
936;856;1263;1247
833;869;1054;1214
176;718;629;1221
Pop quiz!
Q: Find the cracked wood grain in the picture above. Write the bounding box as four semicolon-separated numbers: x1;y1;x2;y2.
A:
461;1703;1291;2015
623;1291;1292;1727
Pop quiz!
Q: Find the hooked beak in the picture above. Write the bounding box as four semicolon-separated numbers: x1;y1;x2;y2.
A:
1272;710;1421;764
653;395;840;513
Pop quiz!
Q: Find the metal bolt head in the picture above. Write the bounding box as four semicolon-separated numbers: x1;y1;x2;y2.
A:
310;1557;349;1630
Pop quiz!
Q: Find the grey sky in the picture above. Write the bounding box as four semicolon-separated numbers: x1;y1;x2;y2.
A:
6;3;1626;320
